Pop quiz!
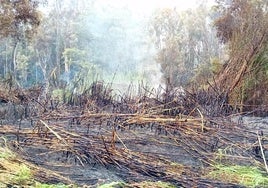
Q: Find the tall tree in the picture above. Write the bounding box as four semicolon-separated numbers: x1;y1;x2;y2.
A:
0;0;42;78
214;0;268;91
150;5;222;90
214;0;268;108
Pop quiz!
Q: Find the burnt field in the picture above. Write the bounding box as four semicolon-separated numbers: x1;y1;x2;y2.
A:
0;81;268;187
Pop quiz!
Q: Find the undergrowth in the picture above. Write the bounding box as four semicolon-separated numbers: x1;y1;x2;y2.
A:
0;137;71;188
98;181;176;188
206;164;268;187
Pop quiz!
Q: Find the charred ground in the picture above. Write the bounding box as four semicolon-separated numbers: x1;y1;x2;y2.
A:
0;81;267;187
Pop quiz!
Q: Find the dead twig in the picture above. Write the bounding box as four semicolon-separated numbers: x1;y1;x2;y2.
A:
257;131;268;174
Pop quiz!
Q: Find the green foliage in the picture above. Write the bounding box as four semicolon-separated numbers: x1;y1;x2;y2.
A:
12;164;32;185
207;165;268;187
229;46;268;109
62;48;87;65
190;57;224;88
213;0;268;97
0;148;14;159
210;57;223;75
98;182;126;188
150;5;222;88
0;143;31;185
52;89;64;100
0;144;72;187
133;181;176;188
98;181;175;188
0;0;41;58
35;182;71;188
0;137;14;159
192;62;212;88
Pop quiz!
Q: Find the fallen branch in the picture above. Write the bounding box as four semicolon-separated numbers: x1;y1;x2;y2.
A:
257;131;268;174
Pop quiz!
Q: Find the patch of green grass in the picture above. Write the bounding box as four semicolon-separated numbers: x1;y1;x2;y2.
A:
52;88;62;98
0;142;73;188
0;147;14;159
98;181;176;188
98;181;126;188
207;164;268;187
0;137;15;159
133;181;176;188
12;164;32;185
35;182;71;188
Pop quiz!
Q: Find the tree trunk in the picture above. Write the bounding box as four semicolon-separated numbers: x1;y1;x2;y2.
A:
4;41;8;77
11;41;18;79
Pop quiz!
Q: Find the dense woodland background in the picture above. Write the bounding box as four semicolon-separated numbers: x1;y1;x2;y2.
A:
0;0;267;114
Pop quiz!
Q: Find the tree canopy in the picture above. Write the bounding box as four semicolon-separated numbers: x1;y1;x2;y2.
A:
214;0;268;109
0;0;42;40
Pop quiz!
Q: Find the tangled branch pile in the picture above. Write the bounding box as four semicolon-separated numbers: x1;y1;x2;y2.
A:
0;80;267;187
